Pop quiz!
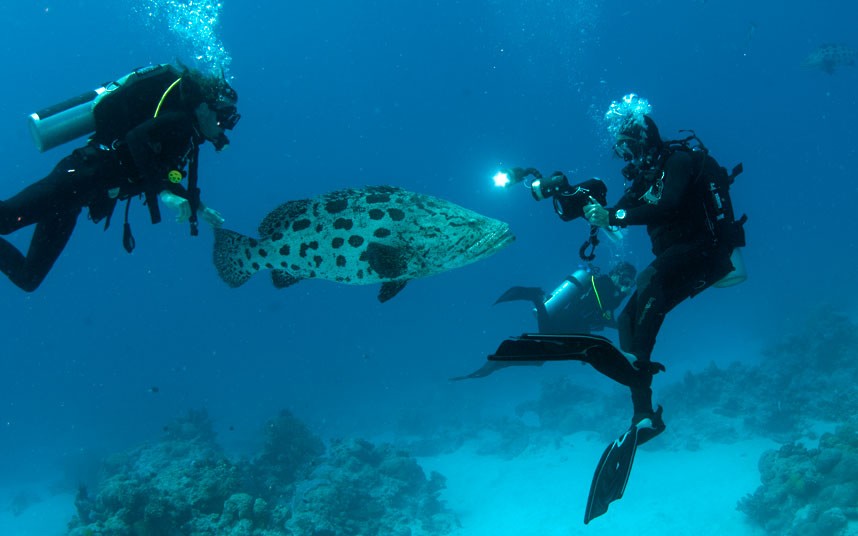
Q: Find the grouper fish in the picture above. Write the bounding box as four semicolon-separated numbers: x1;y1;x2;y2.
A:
212;186;514;302
802;43;856;74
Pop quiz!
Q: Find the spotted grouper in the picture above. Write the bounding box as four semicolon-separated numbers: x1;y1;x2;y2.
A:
212;186;514;302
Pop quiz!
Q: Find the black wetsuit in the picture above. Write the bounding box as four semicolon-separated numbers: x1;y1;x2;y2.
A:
0;110;200;291
607;149;734;417
536;274;627;334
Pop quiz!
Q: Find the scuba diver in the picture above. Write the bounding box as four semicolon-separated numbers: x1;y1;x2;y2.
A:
0;63;240;291
480;94;747;523
578;94;747;522
495;261;637;334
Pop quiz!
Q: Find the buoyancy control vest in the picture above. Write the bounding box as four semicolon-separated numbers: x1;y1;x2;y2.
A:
657;132;747;251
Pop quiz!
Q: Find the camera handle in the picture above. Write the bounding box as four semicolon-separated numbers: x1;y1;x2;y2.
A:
579;225;600;261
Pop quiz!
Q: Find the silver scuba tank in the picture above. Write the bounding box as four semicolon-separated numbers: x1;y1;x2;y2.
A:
27;64;172;152
28;87;108;152
542;268;590;318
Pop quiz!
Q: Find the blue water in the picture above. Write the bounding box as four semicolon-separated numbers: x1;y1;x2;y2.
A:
0;0;855;513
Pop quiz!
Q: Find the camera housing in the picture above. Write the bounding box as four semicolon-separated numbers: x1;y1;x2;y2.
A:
532;174;607;222
496;167;608;221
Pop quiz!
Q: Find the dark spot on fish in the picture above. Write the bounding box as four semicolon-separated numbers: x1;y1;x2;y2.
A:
334;218;353;230
244;249;252;260
271;232;284;241
312;203;320;217
249;238;258;247
374;228;391;238
316;224;323;232
336;255;347;267
309;271;316;278
357;269;364;279
366;242;408;278
291;264;300;271
348;235;365;247
388;208;405;221
299;241;318;257
279;244;290;255
366;193;391;204
359;251;369;262
314;256;323;268
369;209;385;220
280;262;287;267
325;198;348;213
252;262;260;270
265;263;273;269
332;237;344;248
259;249;268;258
293;219;311;231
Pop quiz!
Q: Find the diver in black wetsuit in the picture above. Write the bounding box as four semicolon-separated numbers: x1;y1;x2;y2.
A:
495;261;637;334
0;64;240;291
584;111;743;437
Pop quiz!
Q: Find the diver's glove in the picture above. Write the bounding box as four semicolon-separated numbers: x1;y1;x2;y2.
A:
159;191;225;228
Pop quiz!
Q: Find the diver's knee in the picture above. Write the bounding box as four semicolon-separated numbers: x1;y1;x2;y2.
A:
14;274;45;292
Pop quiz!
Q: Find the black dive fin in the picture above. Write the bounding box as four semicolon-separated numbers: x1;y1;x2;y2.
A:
494;286;545;306
584;406;665;524
449;359;547;381
488;333;664;388
584;425;638;524
378;280;408;302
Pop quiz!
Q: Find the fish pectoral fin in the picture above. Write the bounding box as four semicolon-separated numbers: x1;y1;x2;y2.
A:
378;280;408;302
366;241;409;279
271;269;302;289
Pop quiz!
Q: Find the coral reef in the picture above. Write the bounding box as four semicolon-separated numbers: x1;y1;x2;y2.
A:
656;307;858;447
738;419;858;536
67;409;456;536
285;439;456;536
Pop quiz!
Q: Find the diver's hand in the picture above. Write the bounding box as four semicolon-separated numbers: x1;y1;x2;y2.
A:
160;191;191;222
584;200;609;228
159;191;225;227
200;206;225;228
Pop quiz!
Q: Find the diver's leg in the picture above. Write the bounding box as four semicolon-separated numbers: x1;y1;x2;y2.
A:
616;291;637;353
0;150;95;291
0;209;80;292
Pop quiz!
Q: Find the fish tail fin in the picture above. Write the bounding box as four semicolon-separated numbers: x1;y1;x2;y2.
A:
213;228;258;288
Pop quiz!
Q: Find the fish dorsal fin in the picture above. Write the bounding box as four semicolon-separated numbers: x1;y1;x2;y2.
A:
271;269;301;289
365;242;409;279
378;281;408;302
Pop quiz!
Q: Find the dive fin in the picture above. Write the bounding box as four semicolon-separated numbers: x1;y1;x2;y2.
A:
449;359;546;381
488;333;664;388
584;426;638;524
584;406;665;524
494;286;545;306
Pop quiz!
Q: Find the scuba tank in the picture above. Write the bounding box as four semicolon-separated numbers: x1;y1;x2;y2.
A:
542;268;590;318
27;64;174;152
28;87;107;152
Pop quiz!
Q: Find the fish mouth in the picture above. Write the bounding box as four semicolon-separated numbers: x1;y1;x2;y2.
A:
467;226;515;257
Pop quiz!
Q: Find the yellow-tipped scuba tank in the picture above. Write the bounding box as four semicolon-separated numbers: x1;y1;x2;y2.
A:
27;64;174;152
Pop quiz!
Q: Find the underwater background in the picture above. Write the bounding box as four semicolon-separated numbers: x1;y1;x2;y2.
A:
0;1;857;534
